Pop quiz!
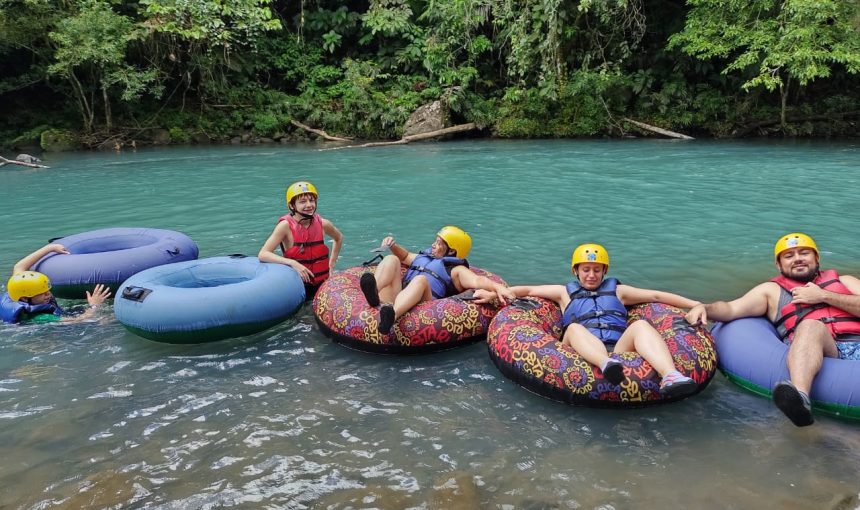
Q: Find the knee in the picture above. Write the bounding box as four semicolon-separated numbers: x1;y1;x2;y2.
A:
627;319;653;333
564;323;591;342
793;319;830;342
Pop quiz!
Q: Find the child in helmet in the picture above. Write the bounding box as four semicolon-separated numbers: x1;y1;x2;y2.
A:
477;243;702;398
1;243;111;324
258;181;343;298
360;225;514;335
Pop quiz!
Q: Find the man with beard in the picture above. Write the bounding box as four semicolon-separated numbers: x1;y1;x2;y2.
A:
686;233;860;426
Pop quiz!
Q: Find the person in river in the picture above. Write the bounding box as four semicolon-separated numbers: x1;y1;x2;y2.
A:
476;243;701;398
686;232;860;427
359;225;514;335
258;181;343;298
0;243;111;324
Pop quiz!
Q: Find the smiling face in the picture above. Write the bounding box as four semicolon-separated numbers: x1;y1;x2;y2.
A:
776;247;819;282
573;262;606;290
290;193;317;216
430;236;452;258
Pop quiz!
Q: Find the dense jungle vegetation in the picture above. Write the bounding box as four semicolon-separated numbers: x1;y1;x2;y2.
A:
1;0;859;149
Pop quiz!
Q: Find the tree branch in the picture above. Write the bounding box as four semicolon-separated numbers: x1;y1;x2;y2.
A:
622;118;694;140
323;123;477;150
290;119;353;141
1;156;49;169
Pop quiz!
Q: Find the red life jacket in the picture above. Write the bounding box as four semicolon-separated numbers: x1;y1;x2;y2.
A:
771;269;860;340
279;213;330;286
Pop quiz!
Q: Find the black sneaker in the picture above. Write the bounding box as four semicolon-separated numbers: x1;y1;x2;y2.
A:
360;272;380;307
773;381;814;427
379;304;395;335
602;358;626;385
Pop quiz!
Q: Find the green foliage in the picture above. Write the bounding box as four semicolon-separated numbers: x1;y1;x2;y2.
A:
168;126;191;143
669;0;860;98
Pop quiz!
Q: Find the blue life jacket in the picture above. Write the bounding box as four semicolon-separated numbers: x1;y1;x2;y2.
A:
561;278;628;343
403;248;468;299
0;292;63;324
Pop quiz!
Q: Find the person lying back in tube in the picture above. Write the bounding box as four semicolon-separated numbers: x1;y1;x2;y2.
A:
1;243;110;324
687;233;860;427
359;226;513;335
477;243;702;398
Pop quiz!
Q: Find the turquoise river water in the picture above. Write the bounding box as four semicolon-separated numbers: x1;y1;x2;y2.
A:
1;140;859;508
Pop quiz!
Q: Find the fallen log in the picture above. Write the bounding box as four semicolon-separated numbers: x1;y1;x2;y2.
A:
622;118;694;140
290;120;353;142
324;123;477;150
0;156;49;168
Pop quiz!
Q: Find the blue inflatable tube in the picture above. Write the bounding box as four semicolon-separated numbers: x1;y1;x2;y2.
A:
114;255;305;344
32;227;198;299
712;317;860;421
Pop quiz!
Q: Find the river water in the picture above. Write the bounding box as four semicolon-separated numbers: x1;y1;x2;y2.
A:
0;140;858;508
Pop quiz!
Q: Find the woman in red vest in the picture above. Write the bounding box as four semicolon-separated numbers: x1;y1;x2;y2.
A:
259;181;343;298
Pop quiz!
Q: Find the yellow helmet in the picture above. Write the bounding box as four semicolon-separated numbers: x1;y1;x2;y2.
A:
285;181;318;206
571;243;610;273
774;232;818;260
437;226;472;258
7;271;51;301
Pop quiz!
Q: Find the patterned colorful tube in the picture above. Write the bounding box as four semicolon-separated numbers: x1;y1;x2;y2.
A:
487;298;717;407
712;317;860;421
32;227;199;299
313;265;506;354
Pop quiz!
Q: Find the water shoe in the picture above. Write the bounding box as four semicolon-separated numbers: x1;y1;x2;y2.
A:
601;358;626;385
660;371;697;399
379;304;395;335
772;380;814;427
360;272;380;307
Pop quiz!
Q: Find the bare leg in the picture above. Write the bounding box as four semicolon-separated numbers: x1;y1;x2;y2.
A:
392;275;433;320
614;320;676;377
374;254;404;304
787;319;838;394
563;323;611;367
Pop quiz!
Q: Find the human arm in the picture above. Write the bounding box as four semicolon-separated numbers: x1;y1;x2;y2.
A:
380;236;417;265
60;284;111;323
453;267;516;306
788;275;860;317
257;222;314;282
685;283;773;326
616;284;702;309
12;243;69;274
322;219;343;272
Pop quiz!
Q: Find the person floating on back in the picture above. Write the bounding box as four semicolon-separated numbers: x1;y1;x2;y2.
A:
477;243;702;398
1;243;111;324
687;233;860;426
360;226;514;335
259;181;343;298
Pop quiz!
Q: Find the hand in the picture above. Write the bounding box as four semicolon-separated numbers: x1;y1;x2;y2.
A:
381;236;396;250
495;287;516;306
472;289;497;304
86;284;112;307
791;282;826;305
48;243;70;255
290;261;314;283
686;304;708;326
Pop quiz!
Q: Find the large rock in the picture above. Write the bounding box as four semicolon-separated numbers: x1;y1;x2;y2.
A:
40;129;79;152
15;154;42;163
403;100;448;137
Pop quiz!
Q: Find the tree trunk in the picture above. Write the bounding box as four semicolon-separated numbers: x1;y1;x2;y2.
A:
68;69;93;132
102;80;112;132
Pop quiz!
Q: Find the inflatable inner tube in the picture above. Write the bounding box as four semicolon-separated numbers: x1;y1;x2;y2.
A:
314;265;506;354
32;227;198;299
114;255;305;344
713;317;860;421
487;299;717;407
